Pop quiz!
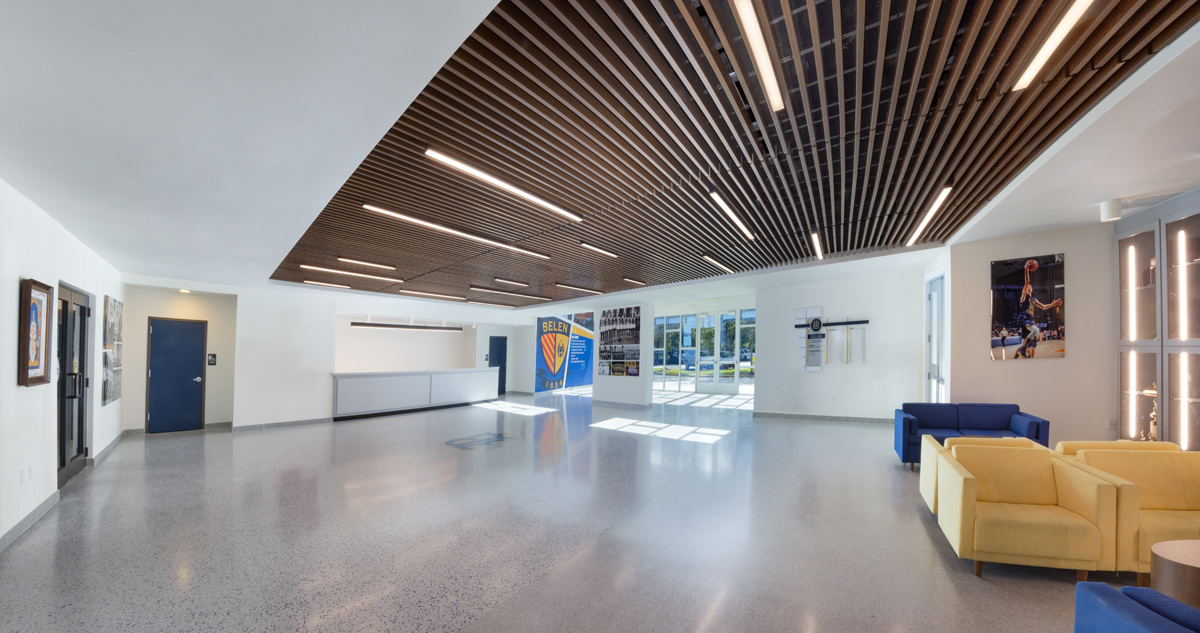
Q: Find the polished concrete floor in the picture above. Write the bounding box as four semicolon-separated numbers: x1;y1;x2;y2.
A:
0;392;1108;632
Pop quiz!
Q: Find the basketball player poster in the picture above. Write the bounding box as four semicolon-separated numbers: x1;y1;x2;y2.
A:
990;254;1065;360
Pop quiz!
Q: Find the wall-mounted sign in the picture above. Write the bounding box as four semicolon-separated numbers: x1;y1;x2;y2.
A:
795;308;870;370
535;313;594;392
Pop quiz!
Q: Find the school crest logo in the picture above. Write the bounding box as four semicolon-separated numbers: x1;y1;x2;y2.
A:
536;317;572;390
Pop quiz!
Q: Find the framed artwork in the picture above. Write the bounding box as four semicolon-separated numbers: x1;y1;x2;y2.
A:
18;278;54;386
103;295;124;405
990;254;1065;360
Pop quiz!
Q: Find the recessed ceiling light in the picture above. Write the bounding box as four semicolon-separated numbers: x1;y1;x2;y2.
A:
300;264;404;283
470;286;552;302
467;300;515;309
623;277;645;286
363;204;550;260
1013;0;1094;91
494;277;528;287
350;321;462;332
732;0;786;111
303;280;351;289
905;186;953;247
708;189;756;241
701;253;735;275
179;289;191;294
580;241;618;258
424;147;583;222
810;232;824;260
398;289;465;301
556;283;603;295
337;257;395;270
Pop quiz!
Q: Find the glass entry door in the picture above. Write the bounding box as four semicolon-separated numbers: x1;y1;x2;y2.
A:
57;286;91;488
697;312;740;395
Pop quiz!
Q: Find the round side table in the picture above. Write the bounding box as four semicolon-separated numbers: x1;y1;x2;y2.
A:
1151;540;1200;609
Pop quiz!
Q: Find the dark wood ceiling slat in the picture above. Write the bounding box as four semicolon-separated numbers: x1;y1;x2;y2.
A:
270;0;1197;302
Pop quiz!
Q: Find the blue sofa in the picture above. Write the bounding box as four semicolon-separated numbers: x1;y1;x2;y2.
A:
1076;582;1200;632
894;402;1049;468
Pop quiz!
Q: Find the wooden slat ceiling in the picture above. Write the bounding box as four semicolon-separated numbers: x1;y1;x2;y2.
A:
272;0;1200;306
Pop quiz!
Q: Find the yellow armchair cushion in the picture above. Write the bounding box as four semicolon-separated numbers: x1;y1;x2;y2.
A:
974;502;1101;561
1137;510;1200;564
945;437;1036;449
951;446;1057;506
1078;451;1200;510
1056;440;1179;455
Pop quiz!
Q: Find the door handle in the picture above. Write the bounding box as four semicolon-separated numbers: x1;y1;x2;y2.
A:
193;377;202;383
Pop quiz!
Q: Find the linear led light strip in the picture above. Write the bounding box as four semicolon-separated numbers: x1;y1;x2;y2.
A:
810;232;824;260
1130;351;1137;438
494;277;528;287
1181;230;1188;340
398;289;465;301
1128;244;1136;438
1183;352;1191;450
1013;0;1094;91
580;241;618;258
624;277;645;286
470;286;552;302
702;253;735;275
906;187;953;247
300;264;403;283
304;280;350;289
732;0;785;111
708;190;755;241
556;283;602;295
350;321;462;332
337;257;394;270
424;148;583;222
467;300;515;309
363;204;550;260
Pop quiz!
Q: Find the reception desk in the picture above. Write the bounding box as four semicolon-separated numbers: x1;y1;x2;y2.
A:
332;367;499;419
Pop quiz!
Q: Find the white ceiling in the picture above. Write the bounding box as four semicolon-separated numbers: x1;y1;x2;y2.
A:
0;0;499;284
951;23;1200;244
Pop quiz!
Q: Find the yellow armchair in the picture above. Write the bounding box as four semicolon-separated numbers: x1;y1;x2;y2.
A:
937;445;1116;578
919;436;1037;514
1074;450;1200;581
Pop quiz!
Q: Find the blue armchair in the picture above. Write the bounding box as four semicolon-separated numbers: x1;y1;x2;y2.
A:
894;402;1049;469
1075;582;1200;632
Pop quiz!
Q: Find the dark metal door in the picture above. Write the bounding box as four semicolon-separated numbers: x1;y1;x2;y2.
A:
488;336;507;395
147;318;207;433
57;287;90;488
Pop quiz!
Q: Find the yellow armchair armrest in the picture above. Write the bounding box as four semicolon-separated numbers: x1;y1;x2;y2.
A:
920;435;946;513
1052;459;1118;570
937;451;977;559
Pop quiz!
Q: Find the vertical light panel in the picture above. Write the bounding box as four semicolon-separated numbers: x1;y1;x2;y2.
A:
1128;245;1137;339
1129;351;1137;438
1182;352;1190;450
1181;230;1188;340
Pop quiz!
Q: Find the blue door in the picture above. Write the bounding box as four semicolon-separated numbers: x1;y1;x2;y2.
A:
148;318;206;433
488;336;507;394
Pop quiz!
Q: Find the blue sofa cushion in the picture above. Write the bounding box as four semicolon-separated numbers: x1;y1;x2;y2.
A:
1122;587;1200;631
958;403;1020;431
914;429;962;444
1075;582;1195;633
956;430;1019;439
902;403;958;429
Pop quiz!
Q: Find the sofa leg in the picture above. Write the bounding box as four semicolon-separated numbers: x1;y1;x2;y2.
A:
1077;570;1088;583
1137;572;1151;587
910;462;914;472
974;561;982;577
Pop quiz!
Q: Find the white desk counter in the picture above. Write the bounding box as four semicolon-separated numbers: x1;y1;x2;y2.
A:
332;367;499;418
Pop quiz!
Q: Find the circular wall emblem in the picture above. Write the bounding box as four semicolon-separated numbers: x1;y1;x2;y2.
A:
809;318;822;332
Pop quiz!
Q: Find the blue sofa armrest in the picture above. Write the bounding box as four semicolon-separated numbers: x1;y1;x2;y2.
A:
1075;582;1197;633
1010;412;1050;447
1122;587;1200;631
895;410;918;463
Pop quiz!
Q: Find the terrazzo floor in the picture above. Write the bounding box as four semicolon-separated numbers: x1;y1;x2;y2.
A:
0;392;1117;632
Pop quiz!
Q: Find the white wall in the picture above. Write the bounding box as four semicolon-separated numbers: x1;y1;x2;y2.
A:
949;223;1117;444
0;177;123;540
335;314;469;373
509;325;535;393
121;286;237;429
592;305;653;406
755;267;925;419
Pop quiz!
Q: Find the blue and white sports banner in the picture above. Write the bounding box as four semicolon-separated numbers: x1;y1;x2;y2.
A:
535;313;594;392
